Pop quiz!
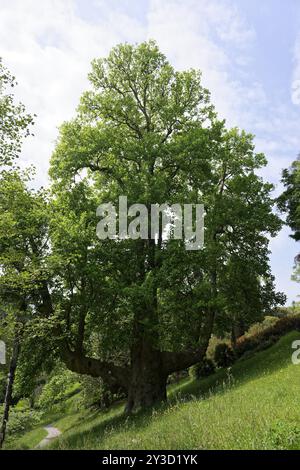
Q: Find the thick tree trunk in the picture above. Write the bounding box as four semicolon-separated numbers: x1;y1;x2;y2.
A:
0;336;20;449
125;341;167;414
124;236;168;413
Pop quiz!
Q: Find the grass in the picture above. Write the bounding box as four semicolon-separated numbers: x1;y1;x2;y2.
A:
4;427;48;450
7;331;300;450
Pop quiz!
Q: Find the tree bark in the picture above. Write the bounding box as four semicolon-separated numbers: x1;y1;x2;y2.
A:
0;336;20;449
60;344;129;393
125;340;167;414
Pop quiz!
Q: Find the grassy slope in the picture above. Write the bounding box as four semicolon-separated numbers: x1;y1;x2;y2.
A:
5;427;48;450
7;331;300;450
49;331;300;450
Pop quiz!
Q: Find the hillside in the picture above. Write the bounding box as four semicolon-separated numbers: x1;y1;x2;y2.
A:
6;331;300;450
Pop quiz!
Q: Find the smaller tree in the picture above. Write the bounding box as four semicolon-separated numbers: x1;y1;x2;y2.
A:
278;156;300;287
0;60;35;446
279;157;300;241
0;170;48;447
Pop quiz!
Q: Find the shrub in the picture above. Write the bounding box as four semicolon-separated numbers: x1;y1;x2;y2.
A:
190;358;216;380
245;316;279;337
3;407;42;438
206;335;230;361
80;376;125;409
167;370;189;384
214;343;235;368
37;368;79;410
235;314;300;358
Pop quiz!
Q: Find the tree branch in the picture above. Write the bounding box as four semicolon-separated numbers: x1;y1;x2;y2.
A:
60;345;129;391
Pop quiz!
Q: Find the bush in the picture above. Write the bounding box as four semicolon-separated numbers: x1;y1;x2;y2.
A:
37;367;79;410
245;316;279;337
3;407;42;438
214;343;235;368
235;314;300;358
206;336;230;361
167;370;189;384
190;358;216;380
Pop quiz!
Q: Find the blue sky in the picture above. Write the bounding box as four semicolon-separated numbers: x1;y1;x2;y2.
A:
0;0;299;303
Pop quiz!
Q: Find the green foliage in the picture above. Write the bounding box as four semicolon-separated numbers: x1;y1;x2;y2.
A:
279;158;300;243
48;41;284;364
0;58;34;166
245;316;279;337
278;157;300;284
6;332;300;450
214;343;235;368
37;368;79;411
189;357;215;380
4;426;47;450
206;335;230;361
1;405;42;438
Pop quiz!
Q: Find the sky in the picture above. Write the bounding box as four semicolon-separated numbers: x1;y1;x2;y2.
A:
0;0;299;304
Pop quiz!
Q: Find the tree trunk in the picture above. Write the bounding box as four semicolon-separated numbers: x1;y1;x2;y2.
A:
0;336;20;449
231;319;245;347
231;325;237;347
236;319;245;338
125;341;167;414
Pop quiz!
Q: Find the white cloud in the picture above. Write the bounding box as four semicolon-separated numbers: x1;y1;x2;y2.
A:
0;0;261;184
147;0;258;127
0;0;144;184
0;0;259;184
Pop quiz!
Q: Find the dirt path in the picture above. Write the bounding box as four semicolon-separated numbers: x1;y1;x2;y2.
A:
36;425;61;449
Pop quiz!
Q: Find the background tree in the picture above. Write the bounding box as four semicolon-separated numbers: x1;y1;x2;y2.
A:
0;59;35;446
0;169;49;447
278;156;300;285
0;59;34;167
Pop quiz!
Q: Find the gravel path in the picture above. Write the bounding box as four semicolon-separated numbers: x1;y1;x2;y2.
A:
36;425;61;449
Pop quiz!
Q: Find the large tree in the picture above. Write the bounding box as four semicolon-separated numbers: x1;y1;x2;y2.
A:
45;41;283;411
0;42;284;414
